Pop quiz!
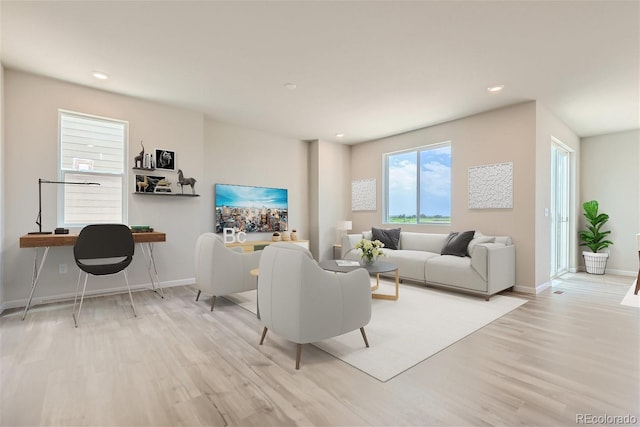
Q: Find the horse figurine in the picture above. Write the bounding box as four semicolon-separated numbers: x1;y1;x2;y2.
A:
136;175;149;192
177;169;197;194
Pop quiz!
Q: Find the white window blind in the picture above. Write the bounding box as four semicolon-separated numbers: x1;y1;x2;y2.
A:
59;111;127;226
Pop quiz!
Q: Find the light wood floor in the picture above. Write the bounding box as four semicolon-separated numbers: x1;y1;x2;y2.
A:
1;273;638;426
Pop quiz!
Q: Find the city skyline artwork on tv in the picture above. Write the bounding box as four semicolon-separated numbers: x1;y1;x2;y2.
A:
215;183;288;233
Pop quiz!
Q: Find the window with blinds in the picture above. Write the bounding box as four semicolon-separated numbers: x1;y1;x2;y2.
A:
59;111;128;226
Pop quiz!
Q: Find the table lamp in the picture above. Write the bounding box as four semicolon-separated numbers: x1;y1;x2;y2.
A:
28;179;101;235
336;220;353;244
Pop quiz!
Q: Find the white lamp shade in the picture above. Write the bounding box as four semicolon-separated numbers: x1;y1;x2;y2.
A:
337;221;352;231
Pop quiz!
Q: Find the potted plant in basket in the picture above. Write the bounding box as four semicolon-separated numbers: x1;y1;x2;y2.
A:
579;200;613;274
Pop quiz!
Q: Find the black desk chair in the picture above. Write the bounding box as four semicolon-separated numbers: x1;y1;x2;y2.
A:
72;224;137;327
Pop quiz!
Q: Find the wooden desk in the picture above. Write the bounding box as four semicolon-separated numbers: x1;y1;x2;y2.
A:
19;231;166;320
20;231;166;247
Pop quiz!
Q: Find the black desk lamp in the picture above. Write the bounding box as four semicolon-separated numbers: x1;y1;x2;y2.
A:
28;179;101;235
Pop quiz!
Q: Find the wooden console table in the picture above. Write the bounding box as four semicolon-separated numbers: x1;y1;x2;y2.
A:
19;231;166;320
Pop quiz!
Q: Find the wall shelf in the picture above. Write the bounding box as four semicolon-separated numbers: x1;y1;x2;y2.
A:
133;192;199;197
132;167;156;172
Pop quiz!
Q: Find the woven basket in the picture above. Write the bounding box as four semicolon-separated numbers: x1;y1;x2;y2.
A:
583;252;609;275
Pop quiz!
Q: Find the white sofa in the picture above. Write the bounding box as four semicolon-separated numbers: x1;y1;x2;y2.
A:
341;231;515;300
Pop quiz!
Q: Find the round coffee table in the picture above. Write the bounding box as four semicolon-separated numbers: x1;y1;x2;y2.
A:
318;260;400;300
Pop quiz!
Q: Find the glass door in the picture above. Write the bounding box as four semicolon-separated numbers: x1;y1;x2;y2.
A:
551;140;571;277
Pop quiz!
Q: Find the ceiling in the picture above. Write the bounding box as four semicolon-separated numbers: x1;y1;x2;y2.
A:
2;1;638;144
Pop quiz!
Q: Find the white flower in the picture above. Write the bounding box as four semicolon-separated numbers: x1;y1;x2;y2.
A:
355;238;385;262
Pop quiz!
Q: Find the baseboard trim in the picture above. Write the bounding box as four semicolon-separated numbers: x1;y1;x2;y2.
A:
576;266;636;276
0;278;195;314
514;281;550;295
602;268;636;277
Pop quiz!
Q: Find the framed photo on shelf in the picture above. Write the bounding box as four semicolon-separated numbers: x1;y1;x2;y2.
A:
154;148;176;171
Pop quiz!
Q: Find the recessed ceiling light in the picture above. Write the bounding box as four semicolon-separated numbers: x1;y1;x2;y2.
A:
335;133;345;138
487;85;504;93
92;71;109;80
284;82;297;90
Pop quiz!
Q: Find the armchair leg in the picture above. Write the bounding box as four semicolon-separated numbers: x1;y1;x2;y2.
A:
295;343;302;370
360;327;370;348
195;290;201;301
210;296;216;311
259;327;268;345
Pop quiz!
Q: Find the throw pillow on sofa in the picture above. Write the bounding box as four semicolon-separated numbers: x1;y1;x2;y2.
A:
467;232;496;256
371;227;401;250
441;230;475;257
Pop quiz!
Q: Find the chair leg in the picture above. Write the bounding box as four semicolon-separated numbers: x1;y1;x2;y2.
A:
123;270;137;317
71;270;83;315
360;327;370;348
210;296;216;311
295;343;302;370
73;273;89;328
259;327;268;345
195;290;201;301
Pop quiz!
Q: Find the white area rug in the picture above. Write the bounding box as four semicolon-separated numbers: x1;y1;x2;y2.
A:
226;280;527;382
620;281;640;308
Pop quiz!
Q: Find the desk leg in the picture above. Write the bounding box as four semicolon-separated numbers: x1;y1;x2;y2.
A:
140;242;164;298
372;269;399;301
22;246;50;320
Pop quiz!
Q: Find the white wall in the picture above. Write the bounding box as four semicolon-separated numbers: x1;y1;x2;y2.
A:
2;70;205;308
580;130;639;275
202;118;310;241
308;140;351;261
350;102;538;291
1;71;315;311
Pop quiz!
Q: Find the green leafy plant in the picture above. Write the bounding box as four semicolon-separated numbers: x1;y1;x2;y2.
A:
579;200;613;253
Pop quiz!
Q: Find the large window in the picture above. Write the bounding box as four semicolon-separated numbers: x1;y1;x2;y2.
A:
384;142;451;224
59;110;128;226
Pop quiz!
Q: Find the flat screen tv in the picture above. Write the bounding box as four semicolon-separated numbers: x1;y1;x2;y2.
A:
215;183;288;233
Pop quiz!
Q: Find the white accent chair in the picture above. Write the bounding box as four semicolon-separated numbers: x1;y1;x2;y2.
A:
257;243;372;369
194;233;262;311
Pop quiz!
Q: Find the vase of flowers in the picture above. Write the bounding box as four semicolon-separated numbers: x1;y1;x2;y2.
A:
355;238;385;265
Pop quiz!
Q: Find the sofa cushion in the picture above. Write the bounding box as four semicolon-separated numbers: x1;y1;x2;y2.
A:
467;232;496;256
382;249;439;282
494;236;513;246
372;227;401;250
399;232;448;252
441;230;475;257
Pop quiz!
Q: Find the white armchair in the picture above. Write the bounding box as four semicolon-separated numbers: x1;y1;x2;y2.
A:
257;243;372;369
194;233;261;311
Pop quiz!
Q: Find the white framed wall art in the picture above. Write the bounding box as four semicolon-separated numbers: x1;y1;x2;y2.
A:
468;162;513;209
351;178;377;211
